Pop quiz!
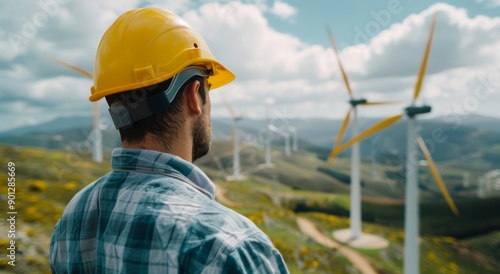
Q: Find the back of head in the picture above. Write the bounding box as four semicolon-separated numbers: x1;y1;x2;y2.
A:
89;7;235;145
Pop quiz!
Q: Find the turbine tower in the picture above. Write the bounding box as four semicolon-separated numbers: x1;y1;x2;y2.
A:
263;98;276;167
223;98;246;181
463;171;470;188
262;124;274;168
49;58;103;163
265;137;272;166
287;126;298;152
268;125;290;156
331;13;460;274
325;27;401;240
92;103;103;163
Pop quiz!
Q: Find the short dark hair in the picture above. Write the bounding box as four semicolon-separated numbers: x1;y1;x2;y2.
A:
105;76;207;148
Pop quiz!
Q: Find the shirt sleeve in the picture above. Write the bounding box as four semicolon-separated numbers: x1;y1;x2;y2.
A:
220;233;290;274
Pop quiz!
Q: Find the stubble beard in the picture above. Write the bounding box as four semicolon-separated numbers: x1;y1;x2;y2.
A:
192;112;212;162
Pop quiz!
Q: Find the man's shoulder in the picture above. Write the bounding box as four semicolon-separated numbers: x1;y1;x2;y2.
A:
148;178;262;237
136;177;266;246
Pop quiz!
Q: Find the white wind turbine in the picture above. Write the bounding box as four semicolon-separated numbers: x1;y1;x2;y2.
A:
325;27;402;241
49;58;103;163
463;171;470;188
261;124;274;168
268;125;290;157
263;98;276;167
287;126;298;152
223;98;246;181
331;14;460;274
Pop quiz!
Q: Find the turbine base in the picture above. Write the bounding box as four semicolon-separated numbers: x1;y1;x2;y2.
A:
333;228;389;249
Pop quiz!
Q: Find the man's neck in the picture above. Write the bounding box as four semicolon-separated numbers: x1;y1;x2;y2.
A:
122;134;193;162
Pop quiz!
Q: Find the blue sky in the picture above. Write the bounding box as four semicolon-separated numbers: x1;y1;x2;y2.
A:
271;0;500;47
1;0;499;132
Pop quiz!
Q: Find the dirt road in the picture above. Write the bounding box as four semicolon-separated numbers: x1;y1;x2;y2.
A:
215;183;378;274
296;217;378;274
214;182;241;207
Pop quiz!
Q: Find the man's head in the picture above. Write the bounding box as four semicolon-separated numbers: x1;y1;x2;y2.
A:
90;8;235;161
105;73;212;161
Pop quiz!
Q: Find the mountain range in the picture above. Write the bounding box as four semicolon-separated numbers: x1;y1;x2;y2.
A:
1;114;499;167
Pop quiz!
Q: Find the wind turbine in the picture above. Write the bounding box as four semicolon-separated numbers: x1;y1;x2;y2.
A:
287;126;298;152
325;26;402;240
262;98;276;167
265;139;273;166
222;98;246;181
330;14;460;274
49;58;103;163
261;125;274;168
463;171;470;188
268;125;291;156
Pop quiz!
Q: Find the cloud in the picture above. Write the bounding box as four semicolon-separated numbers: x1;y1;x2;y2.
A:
1;1;500;133
475;0;500;7
362;3;500;79
186;2;500;120
269;0;297;20
335;1;500;119
183;2;335;83
0;0;191;131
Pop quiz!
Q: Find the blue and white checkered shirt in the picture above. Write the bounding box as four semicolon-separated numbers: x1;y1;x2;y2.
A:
50;148;289;273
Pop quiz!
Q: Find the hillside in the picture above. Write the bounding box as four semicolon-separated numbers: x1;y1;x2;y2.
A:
0;144;499;273
1;115;499;168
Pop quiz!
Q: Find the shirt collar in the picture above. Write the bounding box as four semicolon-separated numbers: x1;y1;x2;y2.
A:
111;148;216;200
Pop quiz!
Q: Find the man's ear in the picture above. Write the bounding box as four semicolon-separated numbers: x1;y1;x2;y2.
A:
185;80;202;116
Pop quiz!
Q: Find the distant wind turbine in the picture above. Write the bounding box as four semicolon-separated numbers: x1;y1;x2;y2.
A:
262;125;274;168
223;98;246;181
49;57;103;163
263;98;276;167
287;126;298;152
268;125;290;157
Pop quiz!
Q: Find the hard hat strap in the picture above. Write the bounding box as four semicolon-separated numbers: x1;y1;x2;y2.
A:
108;66;213;129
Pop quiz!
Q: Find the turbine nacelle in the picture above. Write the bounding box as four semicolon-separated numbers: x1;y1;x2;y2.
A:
348;98;367;107
405;105;432;117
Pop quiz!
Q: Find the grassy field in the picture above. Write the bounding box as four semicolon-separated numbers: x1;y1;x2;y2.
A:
0;144;499;273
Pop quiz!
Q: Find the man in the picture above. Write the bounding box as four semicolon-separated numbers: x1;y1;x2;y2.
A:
50;7;289;274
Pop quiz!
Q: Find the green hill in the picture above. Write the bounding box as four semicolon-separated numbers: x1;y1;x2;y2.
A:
0;144;499;273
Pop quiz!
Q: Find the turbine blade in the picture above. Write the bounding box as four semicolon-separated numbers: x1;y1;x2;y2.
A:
417;136;460;216
48;57;93;79
239;109;250;119
327;109;351;166
413;13;438;102
222;97;236;118
326;26;353;98
334;114;404;156
361;100;405;106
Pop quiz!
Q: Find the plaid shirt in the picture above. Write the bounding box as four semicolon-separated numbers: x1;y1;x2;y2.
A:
50;148;289;274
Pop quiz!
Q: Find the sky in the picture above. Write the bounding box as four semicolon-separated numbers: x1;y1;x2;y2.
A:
1;0;500;132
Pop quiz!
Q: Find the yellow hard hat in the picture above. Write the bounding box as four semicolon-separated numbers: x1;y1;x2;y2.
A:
89;7;235;102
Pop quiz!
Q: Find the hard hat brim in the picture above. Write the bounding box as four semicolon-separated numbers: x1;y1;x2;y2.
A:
89;59;235;102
